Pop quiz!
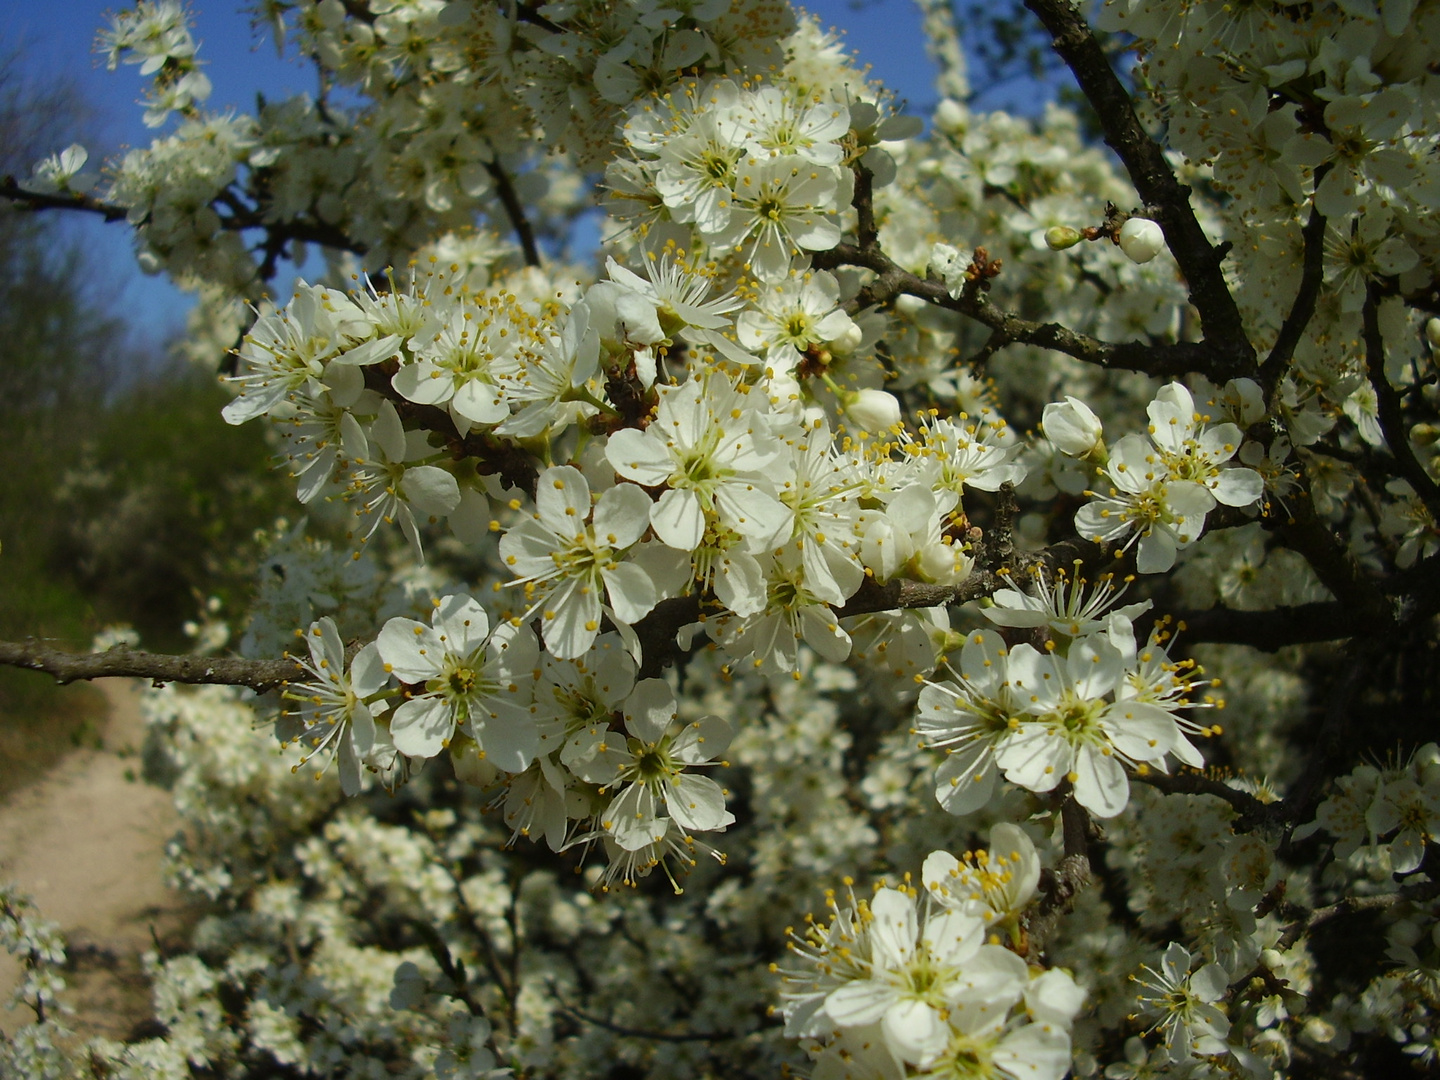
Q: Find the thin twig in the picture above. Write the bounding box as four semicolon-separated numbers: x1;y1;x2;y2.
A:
1278;879;1440;950
0;640;303;692
812;241;1236;382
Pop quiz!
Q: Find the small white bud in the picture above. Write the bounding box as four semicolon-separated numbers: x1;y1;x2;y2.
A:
844;388;902;433
933;98;966;134
1117;217;1165;264
829;322;864;357
1426;316;1440;350
1041;396;1104;457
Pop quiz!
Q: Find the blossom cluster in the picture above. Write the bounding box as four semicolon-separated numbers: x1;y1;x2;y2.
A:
918;571;1219;819
778;826;1083;1080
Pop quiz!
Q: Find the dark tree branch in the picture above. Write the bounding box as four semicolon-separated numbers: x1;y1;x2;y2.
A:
553;998;737;1043
1026;794;1092;956
1362;283;1440;522
1134;769;1270;824
1275;487;1391;633
1022;0;1255;376
484;157;541;268
1175;602;1354;651
3;175;369;273
1260;177;1329;392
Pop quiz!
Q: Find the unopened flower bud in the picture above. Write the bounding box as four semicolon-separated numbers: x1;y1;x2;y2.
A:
1411;423;1440;448
1427;316;1440;350
829;322;864;357
1045;225;1083;251
933;98;966;134
1042;396;1104;457
1259;949;1285;971
1118;217;1165;264
844;388;902;432
449;734;500;788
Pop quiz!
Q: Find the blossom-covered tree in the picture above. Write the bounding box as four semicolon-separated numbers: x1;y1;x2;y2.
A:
4;0;1440;1076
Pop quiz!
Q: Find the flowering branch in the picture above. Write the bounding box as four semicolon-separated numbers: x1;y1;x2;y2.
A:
814;241;1231;380
1022;0;1255;376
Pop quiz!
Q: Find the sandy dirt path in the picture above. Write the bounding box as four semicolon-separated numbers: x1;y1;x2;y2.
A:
0;680;190;1040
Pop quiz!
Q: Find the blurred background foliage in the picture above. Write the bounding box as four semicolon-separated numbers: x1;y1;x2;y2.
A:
0;56;294;796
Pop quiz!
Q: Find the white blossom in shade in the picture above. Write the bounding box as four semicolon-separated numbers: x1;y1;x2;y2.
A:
1365;750;1440;875
1323;211;1421;313
1074;434;1216;574
623;75;734;156
714;547;852;676
1041;396;1105;458
530;635;637;773
1117;217;1165;264
502;753;572;852
1114;625;1217;771
502;636;638;852
343;400;461;561
1145;383;1263;509
606;375;793;551
718;83;849;166
982;566;1151;642
858;483;971;586
393;290;532;436
712;155;843;283
494;299;602;437
593;252;757;369
283;618;387;796
587;679;735;851
376;593;538;769
773;419;866;606
222;282;395;424
992;635;1181;818
921;824;1041;937
916;629;1024;817
499;465;668;659
735;268;857;375
1131;943;1232;1062
277;397;369;505
906;408;1029;497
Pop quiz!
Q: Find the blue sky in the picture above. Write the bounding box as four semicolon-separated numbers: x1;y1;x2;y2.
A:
1;0;944;344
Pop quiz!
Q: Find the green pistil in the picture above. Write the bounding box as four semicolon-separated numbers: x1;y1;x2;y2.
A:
448;666;477;695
